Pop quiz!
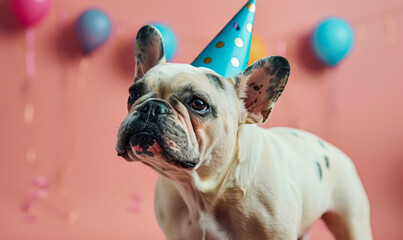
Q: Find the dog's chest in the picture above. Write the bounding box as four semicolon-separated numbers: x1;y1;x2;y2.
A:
158;190;270;240
163;209;229;240
190;213;229;240
155;179;230;239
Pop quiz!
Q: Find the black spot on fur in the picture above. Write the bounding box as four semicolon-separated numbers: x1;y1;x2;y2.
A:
324;156;330;168
290;132;299;137
206;73;225;90
318;140;326;149
233;75;241;88
316;162;323;180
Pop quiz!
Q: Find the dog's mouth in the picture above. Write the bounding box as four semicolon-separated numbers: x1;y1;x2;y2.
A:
117;131;197;169
116;130;161;162
130;131;163;157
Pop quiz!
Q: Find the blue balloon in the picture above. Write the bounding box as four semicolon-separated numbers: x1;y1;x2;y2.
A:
311;17;354;67
76;9;112;54
152;23;178;62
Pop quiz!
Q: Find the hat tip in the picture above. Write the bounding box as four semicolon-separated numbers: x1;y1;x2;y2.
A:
191;0;257;78
245;0;257;13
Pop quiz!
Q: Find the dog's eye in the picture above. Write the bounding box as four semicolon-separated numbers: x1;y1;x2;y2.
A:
189;97;209;113
128;86;140;105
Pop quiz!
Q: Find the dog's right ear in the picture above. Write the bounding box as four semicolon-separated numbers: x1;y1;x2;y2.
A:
134;25;166;80
234;56;290;124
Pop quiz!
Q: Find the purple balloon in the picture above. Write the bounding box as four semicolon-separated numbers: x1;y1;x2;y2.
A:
76;9;112;54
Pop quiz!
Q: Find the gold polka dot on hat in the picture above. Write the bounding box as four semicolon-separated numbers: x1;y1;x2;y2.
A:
203;57;212;64
216;41;225;48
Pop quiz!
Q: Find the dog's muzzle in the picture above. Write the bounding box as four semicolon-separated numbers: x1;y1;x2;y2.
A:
117;99;198;169
116;99;172;159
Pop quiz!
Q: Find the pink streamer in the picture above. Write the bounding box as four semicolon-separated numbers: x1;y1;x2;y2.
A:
25;28;36;79
24;214;37;222
22;200;36;212
21;176;50;222
128;192;143;214
22;198;37;222
32;176;50;189
128;200;142;214
26;189;39;200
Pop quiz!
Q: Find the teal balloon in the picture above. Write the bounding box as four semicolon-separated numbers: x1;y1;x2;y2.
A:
153;23;178;61
76;9;112;54
311;17;354;67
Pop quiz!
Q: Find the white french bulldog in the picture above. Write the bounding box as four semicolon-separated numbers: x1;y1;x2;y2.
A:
116;25;372;240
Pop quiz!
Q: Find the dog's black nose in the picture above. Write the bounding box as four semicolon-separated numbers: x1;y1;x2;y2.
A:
138;99;171;117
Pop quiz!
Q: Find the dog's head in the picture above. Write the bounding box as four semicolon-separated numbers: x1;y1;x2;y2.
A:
116;25;290;180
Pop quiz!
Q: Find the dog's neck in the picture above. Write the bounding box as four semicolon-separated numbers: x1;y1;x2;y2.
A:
171;125;262;219
167;153;235;221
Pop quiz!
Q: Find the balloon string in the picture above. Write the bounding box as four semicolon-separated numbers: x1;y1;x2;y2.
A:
25;27;36;80
78;55;90;88
329;73;338;113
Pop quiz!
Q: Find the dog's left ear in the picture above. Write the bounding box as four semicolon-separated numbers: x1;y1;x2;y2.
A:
134;25;166;80
234;56;290;124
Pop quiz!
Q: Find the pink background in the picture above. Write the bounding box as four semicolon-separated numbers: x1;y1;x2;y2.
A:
1;0;402;239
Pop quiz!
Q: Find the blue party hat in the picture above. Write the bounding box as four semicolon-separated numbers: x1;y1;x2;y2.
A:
191;0;256;78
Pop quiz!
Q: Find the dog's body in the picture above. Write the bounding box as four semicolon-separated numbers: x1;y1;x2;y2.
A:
154;125;371;240
116;25;372;240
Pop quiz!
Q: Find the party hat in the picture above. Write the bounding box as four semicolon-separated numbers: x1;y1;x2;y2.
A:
191;0;256;78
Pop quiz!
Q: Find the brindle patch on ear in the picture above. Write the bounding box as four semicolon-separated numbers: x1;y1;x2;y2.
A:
134;25;166;80
234;56;290;124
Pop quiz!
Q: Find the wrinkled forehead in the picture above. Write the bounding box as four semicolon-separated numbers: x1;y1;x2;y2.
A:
139;63;235;92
